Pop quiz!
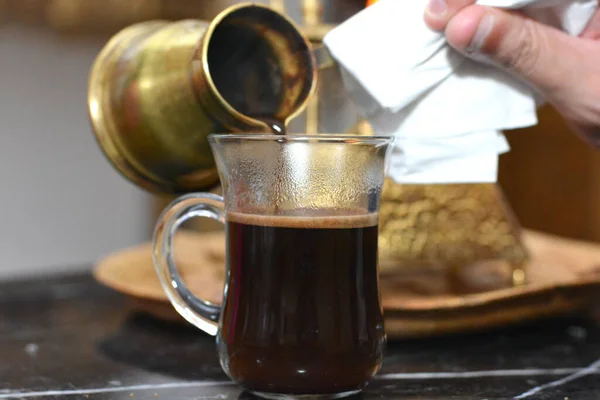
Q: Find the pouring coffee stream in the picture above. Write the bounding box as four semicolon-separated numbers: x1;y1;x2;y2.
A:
261;119;287;135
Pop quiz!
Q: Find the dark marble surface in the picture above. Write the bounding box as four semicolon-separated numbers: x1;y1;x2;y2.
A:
1;273;600;399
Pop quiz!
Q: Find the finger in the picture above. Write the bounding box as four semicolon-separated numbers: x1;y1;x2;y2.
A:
444;5;583;96
424;0;476;32
580;9;600;40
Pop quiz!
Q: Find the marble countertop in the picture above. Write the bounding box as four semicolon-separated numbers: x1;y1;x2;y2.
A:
1;273;599;400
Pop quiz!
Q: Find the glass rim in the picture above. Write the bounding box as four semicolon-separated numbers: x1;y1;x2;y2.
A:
208;133;394;144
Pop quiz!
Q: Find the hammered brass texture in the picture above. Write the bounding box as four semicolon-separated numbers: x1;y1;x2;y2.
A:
378;180;529;292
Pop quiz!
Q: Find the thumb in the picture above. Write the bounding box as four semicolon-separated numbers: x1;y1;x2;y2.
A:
444;5;582;96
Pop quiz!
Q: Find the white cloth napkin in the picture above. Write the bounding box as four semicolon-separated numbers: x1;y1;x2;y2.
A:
323;0;597;184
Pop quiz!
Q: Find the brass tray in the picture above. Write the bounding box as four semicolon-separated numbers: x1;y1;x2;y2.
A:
94;230;600;339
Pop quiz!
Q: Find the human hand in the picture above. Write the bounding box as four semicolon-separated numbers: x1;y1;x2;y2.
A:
424;0;600;147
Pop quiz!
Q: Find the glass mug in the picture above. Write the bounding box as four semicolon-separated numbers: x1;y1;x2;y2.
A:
153;134;394;399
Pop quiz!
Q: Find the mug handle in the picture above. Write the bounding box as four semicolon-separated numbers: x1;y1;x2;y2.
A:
152;193;225;336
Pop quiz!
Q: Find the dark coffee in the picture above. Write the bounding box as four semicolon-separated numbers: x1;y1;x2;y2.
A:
255;117;286;134
219;210;385;395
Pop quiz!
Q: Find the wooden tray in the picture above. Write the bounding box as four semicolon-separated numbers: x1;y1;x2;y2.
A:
93;229;600;339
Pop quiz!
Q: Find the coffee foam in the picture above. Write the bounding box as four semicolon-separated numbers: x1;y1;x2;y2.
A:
227;210;378;229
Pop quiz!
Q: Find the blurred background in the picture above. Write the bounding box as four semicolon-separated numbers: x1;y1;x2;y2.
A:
0;0;598;279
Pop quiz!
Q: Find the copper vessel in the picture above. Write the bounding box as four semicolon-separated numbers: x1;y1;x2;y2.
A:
88;3;317;194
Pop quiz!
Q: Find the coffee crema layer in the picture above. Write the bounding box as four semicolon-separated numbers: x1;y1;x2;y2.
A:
226;210;378;229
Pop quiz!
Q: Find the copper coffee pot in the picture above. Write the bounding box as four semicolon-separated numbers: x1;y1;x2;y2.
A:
88;3;317;194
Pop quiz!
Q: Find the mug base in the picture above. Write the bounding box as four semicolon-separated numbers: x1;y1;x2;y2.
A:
249;390;361;400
